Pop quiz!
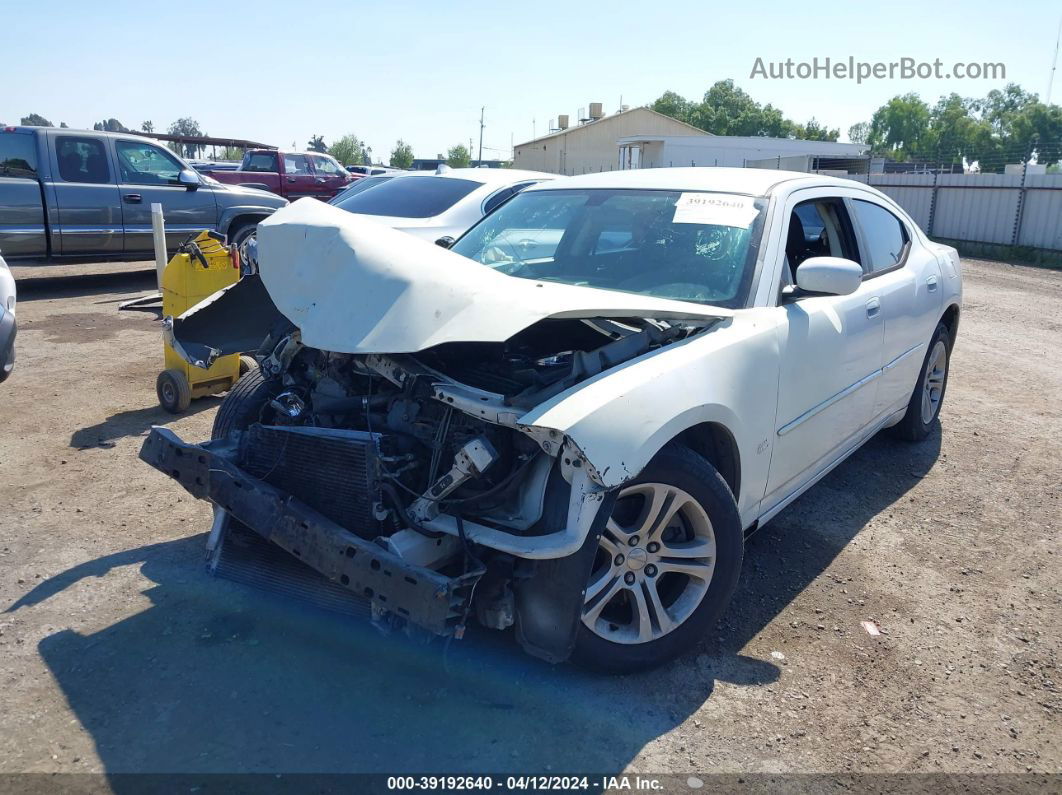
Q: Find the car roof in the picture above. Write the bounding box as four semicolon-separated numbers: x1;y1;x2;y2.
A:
520;166;851;197
438;168;555;185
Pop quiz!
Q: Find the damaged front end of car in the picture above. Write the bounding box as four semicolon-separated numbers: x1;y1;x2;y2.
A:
140;200;725;663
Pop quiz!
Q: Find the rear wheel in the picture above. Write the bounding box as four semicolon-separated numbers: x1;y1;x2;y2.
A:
571;445;744;673
889;322;951;441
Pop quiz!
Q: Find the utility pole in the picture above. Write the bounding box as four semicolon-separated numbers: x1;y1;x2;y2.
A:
478;106;485;167
1049;14;1062;104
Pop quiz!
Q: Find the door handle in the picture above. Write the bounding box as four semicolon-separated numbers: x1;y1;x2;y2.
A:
286;177;296;182
865;297;881;318
315;178;326;183
123;193;142;203
926;275;939;292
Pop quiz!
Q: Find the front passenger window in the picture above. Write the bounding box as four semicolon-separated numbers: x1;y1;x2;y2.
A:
784;199;858;284
115;140;184;185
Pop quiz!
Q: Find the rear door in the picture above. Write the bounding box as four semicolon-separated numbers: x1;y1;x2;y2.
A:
281;153;317;199
0;130;47;258
307;154;349;199
113;138;218;253
847;197;943;418
50;133;123;256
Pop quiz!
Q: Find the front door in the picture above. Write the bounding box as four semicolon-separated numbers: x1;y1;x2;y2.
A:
307;153;349;199
51;133;124;256
113;138;218;254
764;196;884;507
282;153;317;199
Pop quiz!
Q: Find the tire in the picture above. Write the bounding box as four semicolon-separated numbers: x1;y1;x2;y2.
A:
226;221;257;251
211;366;280;440
571;445;744;673
238;355;258;378
889;322;951;441
156;369;192;414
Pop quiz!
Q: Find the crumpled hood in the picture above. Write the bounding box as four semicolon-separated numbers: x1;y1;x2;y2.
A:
255;199;729;354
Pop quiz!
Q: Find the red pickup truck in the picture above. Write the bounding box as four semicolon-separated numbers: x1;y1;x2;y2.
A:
210;150;355;200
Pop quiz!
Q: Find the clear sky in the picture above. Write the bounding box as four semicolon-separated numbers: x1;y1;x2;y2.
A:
3;0;1060;160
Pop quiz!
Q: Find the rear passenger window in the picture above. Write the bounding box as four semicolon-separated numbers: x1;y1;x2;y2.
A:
0;134;38;179
852;200;908;273
56;136;111;184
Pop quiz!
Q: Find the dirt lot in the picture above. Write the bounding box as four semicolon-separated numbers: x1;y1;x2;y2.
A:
0;257;1058;780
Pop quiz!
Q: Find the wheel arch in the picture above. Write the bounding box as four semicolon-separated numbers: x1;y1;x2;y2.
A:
940;303;960;348
671;421;741;502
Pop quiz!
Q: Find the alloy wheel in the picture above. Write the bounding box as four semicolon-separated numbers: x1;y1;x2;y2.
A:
582;483;716;644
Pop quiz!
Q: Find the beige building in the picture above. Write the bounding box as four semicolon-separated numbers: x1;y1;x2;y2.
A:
513;106;711;175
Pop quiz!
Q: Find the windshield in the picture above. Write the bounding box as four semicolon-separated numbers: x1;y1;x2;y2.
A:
329;175;395;204
450;188;766;308
330;175;481;218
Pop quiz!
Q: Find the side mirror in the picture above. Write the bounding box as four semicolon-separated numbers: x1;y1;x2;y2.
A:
178;169;200;190
794;257;863;296
435;236;455;249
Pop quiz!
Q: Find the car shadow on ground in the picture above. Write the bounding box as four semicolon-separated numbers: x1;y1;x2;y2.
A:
14;269;158;302
7;426;939;780
69;398;222;450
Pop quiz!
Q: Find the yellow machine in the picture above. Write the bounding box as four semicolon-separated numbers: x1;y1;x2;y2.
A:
156;231;253;413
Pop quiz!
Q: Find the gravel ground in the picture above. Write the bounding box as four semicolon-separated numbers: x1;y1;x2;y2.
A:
0;258;1058;781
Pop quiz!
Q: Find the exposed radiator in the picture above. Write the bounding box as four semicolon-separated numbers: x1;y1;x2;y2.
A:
239;424;383;537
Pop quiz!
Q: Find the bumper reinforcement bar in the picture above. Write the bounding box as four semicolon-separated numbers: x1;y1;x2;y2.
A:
140;427;478;635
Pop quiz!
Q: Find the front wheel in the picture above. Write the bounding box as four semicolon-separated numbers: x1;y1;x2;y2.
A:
571;445;744;673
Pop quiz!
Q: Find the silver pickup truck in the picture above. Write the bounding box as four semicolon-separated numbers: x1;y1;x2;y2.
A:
0;126;287;261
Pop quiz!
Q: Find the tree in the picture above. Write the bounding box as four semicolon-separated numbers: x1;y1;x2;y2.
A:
651;80;799;137
446;144;471;168
167;117;204;158
390;139;414;169
791;118;839;142
59;122;68;128
847;121;870;144
328;134;370;166
20;113;52;127
141;121;154;133
867;93;931;159
650;91;693;123
307;135;328;153
93;118;128;132
217;146;244;161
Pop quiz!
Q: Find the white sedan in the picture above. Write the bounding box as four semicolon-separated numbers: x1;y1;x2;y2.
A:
146;168;961;672
327;166;554;241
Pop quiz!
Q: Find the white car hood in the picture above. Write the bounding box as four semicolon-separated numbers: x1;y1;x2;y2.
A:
256;199;730;354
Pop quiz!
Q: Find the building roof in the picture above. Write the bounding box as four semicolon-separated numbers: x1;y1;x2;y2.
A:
514;107;711;149
520;166;856;196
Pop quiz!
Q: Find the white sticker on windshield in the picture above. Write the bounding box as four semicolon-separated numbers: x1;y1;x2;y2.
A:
672;193;758;228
